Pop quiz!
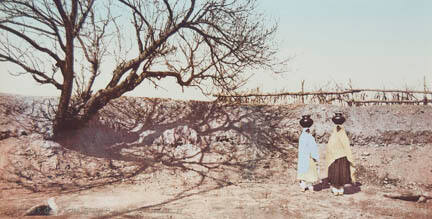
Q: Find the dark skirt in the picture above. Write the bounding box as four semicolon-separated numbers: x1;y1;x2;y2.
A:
328;156;352;187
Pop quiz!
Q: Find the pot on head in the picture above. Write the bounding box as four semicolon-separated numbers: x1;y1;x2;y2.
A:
299;115;313;128
332;112;345;125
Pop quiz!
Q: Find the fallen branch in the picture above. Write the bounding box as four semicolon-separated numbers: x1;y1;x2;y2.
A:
384;193;432;203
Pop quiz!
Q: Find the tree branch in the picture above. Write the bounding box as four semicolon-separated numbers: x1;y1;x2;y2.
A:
0;24;62;63
75;0;95;34
0;54;62;90
52;0;69;25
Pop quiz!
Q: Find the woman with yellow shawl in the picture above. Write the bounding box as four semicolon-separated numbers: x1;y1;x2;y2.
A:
326;113;356;196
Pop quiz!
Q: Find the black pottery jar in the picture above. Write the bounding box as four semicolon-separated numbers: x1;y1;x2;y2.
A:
332;112;345;125
299;115;313;128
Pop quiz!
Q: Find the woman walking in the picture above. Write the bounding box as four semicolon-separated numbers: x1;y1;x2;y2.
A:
326;113;356;196
297;115;320;192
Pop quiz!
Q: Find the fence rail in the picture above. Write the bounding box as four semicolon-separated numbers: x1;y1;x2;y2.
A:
214;88;432;106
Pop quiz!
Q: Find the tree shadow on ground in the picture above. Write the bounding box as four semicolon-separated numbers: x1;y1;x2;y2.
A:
56;97;296;176
0;96;299;216
0;96;300;217
49;97;298;217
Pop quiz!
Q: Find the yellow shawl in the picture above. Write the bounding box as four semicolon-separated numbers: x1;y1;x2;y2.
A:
325;125;356;182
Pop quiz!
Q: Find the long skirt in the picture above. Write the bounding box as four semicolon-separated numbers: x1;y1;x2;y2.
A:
297;157;319;183
328;156;351;187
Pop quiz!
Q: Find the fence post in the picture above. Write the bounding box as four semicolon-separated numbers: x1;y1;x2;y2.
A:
301;80;305;104
348;79;354;107
424;76;428;105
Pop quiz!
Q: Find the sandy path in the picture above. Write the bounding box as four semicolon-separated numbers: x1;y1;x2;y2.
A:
43;180;431;218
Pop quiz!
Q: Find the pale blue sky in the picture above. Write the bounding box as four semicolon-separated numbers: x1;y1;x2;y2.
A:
254;0;432;91
1;0;431;99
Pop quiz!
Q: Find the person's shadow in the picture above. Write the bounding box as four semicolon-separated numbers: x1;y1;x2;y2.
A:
313;178;362;194
344;182;362;194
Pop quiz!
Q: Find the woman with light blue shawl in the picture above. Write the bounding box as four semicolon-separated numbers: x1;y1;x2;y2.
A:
297;115;320;192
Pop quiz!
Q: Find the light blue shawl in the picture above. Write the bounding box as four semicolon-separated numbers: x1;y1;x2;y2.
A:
297;128;319;175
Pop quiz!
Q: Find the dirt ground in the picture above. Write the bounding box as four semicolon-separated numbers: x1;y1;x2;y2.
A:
1;137;431;218
0;94;431;218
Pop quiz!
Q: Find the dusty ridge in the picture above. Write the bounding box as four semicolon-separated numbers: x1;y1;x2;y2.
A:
1;94;432;146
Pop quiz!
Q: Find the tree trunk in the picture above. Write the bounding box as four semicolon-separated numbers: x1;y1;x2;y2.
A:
53;24;76;138
79;75;139;124
53;74;74;135
53;68;134;138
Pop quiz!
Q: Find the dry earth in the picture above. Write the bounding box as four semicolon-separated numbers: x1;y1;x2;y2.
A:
0;93;431;218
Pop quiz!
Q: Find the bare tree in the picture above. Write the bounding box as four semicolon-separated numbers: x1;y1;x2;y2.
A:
0;0;283;137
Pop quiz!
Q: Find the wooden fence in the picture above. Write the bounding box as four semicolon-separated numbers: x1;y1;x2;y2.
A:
214;88;432;106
